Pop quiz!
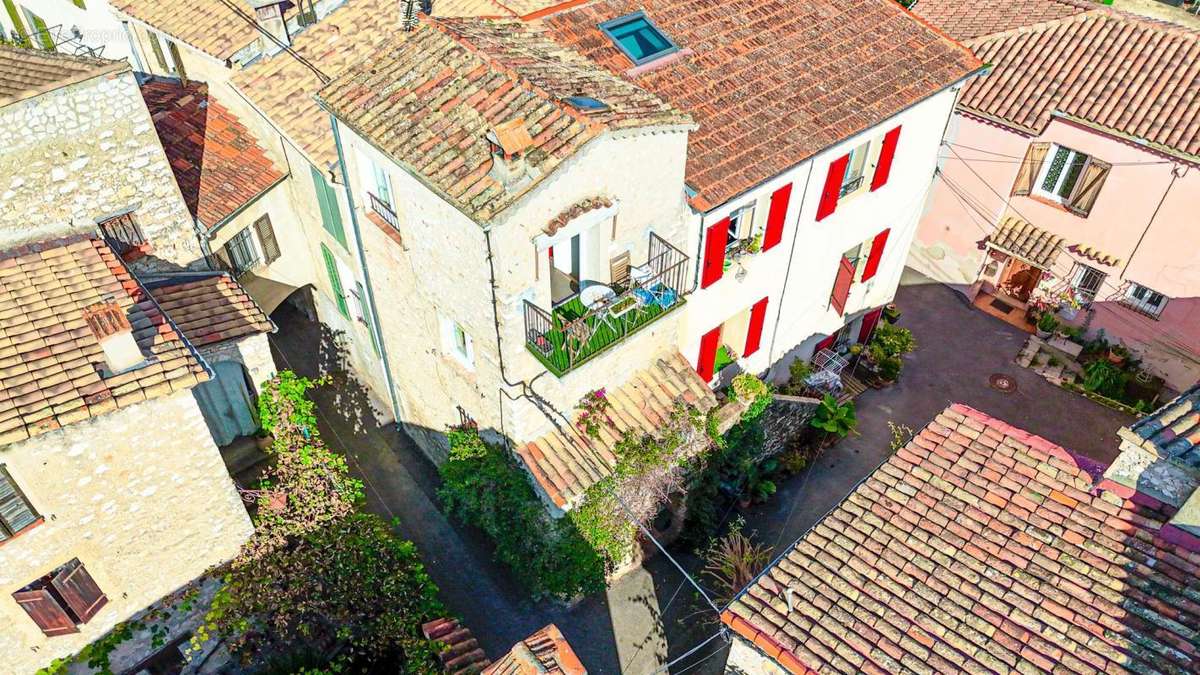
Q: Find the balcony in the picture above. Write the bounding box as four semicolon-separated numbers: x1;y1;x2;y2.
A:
524;233;689;376
368;192;400;230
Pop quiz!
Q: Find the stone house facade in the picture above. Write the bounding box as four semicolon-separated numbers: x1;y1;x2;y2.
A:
908;1;1200;392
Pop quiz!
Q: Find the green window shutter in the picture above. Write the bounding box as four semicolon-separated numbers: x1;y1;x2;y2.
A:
321;244;350;319
148;32;169;72
3;0;30;47
26;10;54;51
73;0;87;8
310;165;347;248
356;281;381;356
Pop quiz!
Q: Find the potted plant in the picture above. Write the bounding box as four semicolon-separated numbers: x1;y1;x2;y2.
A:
1106;344;1129;366
810;394;857;447
1035;312;1059;339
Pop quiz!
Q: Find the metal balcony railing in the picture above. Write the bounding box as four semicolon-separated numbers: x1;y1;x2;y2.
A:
524;232;689;376
368;192;400;231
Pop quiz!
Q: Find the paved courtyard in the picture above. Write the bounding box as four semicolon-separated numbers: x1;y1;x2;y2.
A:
268;271;1134;674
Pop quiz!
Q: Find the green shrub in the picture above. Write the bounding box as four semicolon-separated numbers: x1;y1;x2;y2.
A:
731;373;772;419
1037;312;1060;333
871;323;916;357
438;428;604;600
810;395;857;439
1083;360;1128;400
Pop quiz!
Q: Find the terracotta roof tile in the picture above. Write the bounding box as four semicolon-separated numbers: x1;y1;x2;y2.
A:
111;0;259;61
538;0;982;211
484;624;587;675
989;214;1064;268
422;617;491;673
725;403;1200;675
0;44;126;107
146;272;274;347
955;7;1200;159
516;352;716;508
141;80;284;229
912;0;1093;40
0;236;208;447
317;16;688;222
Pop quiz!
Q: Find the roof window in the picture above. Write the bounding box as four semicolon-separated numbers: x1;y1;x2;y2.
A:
564;96;610;113
599;12;678;65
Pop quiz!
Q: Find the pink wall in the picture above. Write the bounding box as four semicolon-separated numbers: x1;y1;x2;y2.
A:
910;113;1200;390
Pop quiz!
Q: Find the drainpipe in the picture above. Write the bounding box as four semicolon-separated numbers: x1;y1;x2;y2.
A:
329;114;404;426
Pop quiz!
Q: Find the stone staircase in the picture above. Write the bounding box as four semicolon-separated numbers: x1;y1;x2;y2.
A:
1016;335;1085;386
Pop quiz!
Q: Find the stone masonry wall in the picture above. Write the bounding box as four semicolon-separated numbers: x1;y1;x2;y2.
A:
0;391;253;672
0;68;205;272
760;394;821;458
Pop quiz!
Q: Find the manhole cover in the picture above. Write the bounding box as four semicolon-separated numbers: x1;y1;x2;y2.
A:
989;373;1018;393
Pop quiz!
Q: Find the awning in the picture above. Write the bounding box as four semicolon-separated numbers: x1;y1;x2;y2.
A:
988;214;1064;269
516;352;717;510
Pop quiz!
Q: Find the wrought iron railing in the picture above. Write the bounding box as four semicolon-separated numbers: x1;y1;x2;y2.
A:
1113;282;1167;320
524;232;690;376
368;192;400;231
839;175;864;197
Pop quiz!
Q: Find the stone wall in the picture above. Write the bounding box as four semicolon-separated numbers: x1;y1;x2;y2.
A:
725;635;790;675
0;391;253;672
0;68;205;272
760;394;822;458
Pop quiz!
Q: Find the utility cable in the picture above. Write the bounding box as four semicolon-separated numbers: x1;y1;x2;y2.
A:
645;629;727;675
215;0;331;84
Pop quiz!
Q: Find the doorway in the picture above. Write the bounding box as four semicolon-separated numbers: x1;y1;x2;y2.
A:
194;361;258;447
549;234;581;306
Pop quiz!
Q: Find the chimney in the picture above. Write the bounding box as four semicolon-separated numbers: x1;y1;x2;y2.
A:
486;118;536;191
82;301;146;375
249;0;291;49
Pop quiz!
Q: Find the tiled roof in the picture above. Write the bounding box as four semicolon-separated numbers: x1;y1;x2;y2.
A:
484;624;587;675
317;16;688;222
141;80;284;230
517;352;716;509
988;214;1064;268
422;617;491;674
0;44;126;107
1120;383;1200;469
145;273;274;347
958;8;1200;159
111;0;259;61
912;0;1092;40
723;403;1200;675
538;0;982;211
0;236;208;447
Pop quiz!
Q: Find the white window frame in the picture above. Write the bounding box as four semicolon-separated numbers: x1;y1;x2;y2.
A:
1069;263;1105;304
725;203;756;249
440;317;474;370
1123;282;1168;319
840;139;872;196
1033;144;1091;204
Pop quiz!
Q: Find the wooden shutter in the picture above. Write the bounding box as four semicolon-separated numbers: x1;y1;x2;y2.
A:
51;559;108;623
1066;159;1110;217
762;183;792;252
355;281;381;356
830;255;855;316
744;297;768;357
870;126;902;191
1012;142;1050;196
816;154;850;221
254;215;281;264
13;589;78;636
700;218;729;289
166;40;188;85
858;307;884;344
321;244;350;319
148;33;169;72
860;228;891;282
0;466;38;538
696;325;722;381
311;165;347;248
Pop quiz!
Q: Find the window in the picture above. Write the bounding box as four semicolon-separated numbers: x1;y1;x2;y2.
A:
1069;263;1106;304
371;159;394;209
1122;283;1168;319
725;204;756;250
222;227;260;276
253;214;281;265
13;558;108;637
0;465;39;542
442;317;474;369
352;281;380;356
97;211;147;257
310;165;347;248
1036;144;1090;202
840;140;871;197
599;11;678;65
147;31;169;72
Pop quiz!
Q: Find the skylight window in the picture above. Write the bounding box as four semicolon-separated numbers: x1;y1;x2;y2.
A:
599;12;678;66
564;96;610;113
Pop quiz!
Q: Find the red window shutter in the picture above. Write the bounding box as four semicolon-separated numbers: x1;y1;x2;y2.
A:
700;218;729;289
860;228;891;282
816;154;849;221
871;126;902;191
744;297;769;357
858;307;884;343
696;325;722;381
761;183;792;251
51;559;108;623
830;255;855;316
13;589;79;637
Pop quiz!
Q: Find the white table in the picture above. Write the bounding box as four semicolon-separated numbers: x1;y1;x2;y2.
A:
580;284;616;309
